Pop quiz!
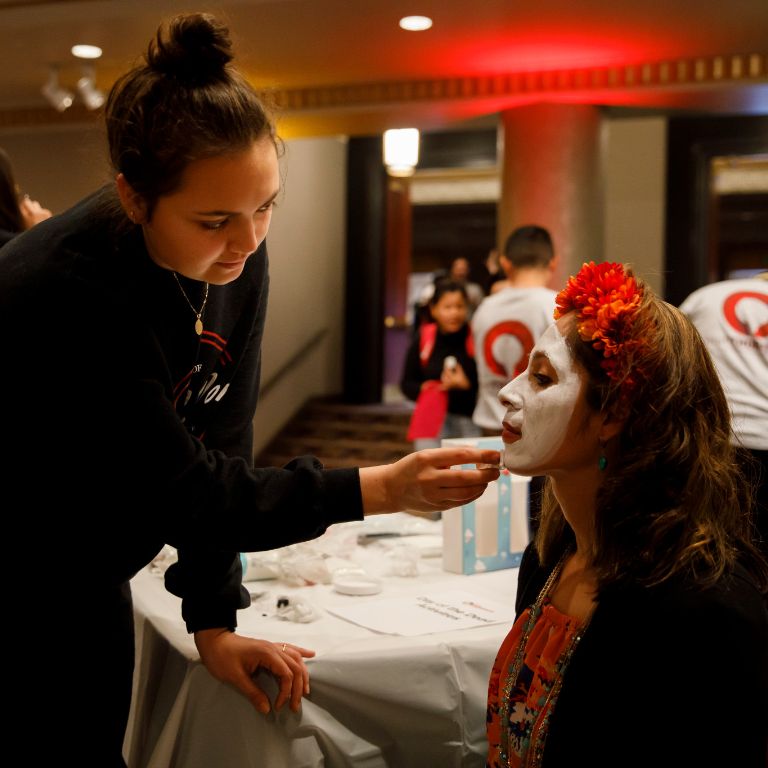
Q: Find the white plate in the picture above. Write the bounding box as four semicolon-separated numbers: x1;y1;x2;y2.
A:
332;568;382;596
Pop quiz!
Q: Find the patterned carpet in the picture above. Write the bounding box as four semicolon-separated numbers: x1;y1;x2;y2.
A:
255;397;415;470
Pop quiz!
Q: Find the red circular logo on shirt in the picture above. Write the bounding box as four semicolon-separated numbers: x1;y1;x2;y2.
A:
722;291;768;337
483;321;534;378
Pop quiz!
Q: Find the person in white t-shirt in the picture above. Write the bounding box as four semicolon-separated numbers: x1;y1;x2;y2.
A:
472;226;558;432
680;272;768;551
472;226;558;530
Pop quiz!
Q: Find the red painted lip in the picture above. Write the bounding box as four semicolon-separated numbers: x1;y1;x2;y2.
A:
501;422;522;444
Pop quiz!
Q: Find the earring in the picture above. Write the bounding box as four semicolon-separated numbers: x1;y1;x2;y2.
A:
598;440;607;471
128;209;135;222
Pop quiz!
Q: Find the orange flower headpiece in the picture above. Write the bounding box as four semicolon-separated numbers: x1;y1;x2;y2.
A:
554;261;646;398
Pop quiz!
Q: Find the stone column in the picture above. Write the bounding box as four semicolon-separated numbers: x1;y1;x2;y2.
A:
498;103;604;289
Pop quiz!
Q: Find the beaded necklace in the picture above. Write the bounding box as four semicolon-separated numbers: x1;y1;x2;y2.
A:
499;551;595;767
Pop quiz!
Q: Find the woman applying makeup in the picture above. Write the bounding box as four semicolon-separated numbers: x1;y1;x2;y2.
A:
0;14;499;766
486;262;768;767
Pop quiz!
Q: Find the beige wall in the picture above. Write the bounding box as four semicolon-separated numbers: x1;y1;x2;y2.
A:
254;135;347;453
602;116;667;296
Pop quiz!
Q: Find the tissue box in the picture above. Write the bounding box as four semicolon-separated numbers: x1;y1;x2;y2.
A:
441;437;531;575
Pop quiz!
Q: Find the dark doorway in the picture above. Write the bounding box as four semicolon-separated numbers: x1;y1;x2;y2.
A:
345;127;499;404
412;201;497;276
708;155;768;279
665;115;768;305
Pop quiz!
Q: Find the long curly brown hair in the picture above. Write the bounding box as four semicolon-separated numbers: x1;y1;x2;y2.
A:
536;267;768;593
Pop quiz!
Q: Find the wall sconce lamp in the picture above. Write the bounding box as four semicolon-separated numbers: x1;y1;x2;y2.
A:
41;67;74;112
76;65;105;111
383;128;420;177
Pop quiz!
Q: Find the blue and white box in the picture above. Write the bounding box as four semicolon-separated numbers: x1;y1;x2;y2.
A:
441;437;531;575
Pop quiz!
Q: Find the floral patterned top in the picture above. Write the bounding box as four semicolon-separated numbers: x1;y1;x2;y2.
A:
486;597;584;767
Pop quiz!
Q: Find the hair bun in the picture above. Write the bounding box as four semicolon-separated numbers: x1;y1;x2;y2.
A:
147;13;233;84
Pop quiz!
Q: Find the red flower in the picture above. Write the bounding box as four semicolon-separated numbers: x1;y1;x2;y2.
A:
555;262;645;397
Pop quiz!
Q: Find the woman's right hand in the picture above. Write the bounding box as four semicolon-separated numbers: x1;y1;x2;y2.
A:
360;446;500;515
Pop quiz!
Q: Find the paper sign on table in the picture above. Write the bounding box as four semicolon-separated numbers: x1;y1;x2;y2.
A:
325;589;516;636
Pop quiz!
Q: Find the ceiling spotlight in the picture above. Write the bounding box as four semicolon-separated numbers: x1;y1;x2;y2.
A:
41;67;74;112
71;44;103;60
399;16;433;32
77;66;105;111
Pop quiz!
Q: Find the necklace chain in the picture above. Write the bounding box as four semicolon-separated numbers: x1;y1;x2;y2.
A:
499;550;595;767
172;272;209;336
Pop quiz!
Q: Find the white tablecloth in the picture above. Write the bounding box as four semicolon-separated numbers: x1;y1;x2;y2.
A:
124;522;519;768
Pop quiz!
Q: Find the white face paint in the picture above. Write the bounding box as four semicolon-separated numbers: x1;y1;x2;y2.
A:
498;322;583;474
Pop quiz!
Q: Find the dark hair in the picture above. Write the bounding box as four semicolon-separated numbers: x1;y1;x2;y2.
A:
430;278;468;306
503;225;554;269
0;147;24;233
536;270;768;593
105;13;279;219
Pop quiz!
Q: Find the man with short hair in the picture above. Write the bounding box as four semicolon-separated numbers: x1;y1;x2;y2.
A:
471;225;558;530
472;225;558;433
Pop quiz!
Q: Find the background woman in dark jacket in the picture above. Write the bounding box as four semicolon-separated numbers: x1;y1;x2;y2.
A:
401;278;482;449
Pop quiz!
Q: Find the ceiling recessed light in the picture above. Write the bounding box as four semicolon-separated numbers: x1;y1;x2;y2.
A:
71;44;103;60
399;16;433;32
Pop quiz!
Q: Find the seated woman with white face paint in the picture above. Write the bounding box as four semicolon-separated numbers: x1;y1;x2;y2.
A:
486;262;768;768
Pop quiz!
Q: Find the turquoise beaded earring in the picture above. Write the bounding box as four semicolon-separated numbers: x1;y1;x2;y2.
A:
598;440;607;471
